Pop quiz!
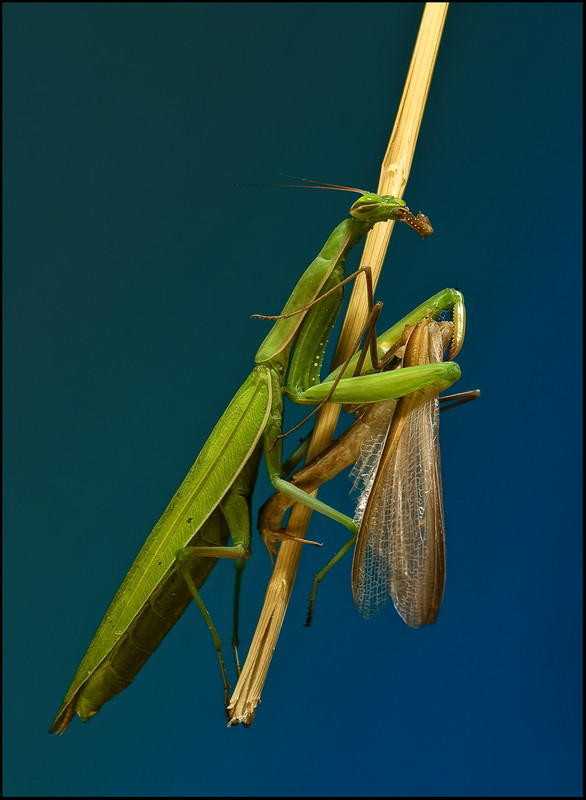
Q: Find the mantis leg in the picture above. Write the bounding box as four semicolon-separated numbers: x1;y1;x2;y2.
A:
306;532;357;626
175;444;261;706
176;547;232;708
259;400;396;553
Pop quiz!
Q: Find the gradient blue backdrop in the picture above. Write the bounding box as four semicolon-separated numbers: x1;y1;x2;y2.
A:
3;4;582;796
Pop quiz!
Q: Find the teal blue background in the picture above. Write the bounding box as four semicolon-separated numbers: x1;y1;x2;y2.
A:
3;3;582;796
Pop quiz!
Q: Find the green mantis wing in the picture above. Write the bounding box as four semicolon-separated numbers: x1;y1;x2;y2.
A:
50;365;272;732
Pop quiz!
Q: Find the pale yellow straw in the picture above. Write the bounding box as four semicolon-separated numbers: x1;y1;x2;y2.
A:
228;2;449;726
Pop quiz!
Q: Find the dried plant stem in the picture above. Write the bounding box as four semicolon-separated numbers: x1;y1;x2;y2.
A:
227;2;449;726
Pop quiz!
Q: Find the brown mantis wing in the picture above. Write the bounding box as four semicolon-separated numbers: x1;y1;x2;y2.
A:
351;318;450;626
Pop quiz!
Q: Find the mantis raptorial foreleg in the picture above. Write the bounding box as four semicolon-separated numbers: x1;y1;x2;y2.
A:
259;288;466;556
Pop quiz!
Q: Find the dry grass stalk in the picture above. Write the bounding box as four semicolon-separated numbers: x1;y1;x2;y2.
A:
227;2;449;726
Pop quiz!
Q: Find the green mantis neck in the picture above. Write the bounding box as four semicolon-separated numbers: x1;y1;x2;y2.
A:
254;216;373;372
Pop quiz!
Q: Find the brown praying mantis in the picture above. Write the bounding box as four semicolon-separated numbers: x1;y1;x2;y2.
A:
258;300;478;627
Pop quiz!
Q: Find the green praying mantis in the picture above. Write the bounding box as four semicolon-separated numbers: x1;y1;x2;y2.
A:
50;181;463;734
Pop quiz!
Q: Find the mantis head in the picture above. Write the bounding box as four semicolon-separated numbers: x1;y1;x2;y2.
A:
349;192;406;220
350;192;434;239
239;177;434;239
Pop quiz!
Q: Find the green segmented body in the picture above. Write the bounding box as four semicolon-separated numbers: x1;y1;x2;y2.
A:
51;189;434;733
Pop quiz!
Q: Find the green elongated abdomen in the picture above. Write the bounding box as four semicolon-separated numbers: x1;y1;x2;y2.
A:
50;367;271;733
69;510;231;724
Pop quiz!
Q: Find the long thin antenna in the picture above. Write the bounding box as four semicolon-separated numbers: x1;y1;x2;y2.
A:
233;174;365;194
277;174;366;193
